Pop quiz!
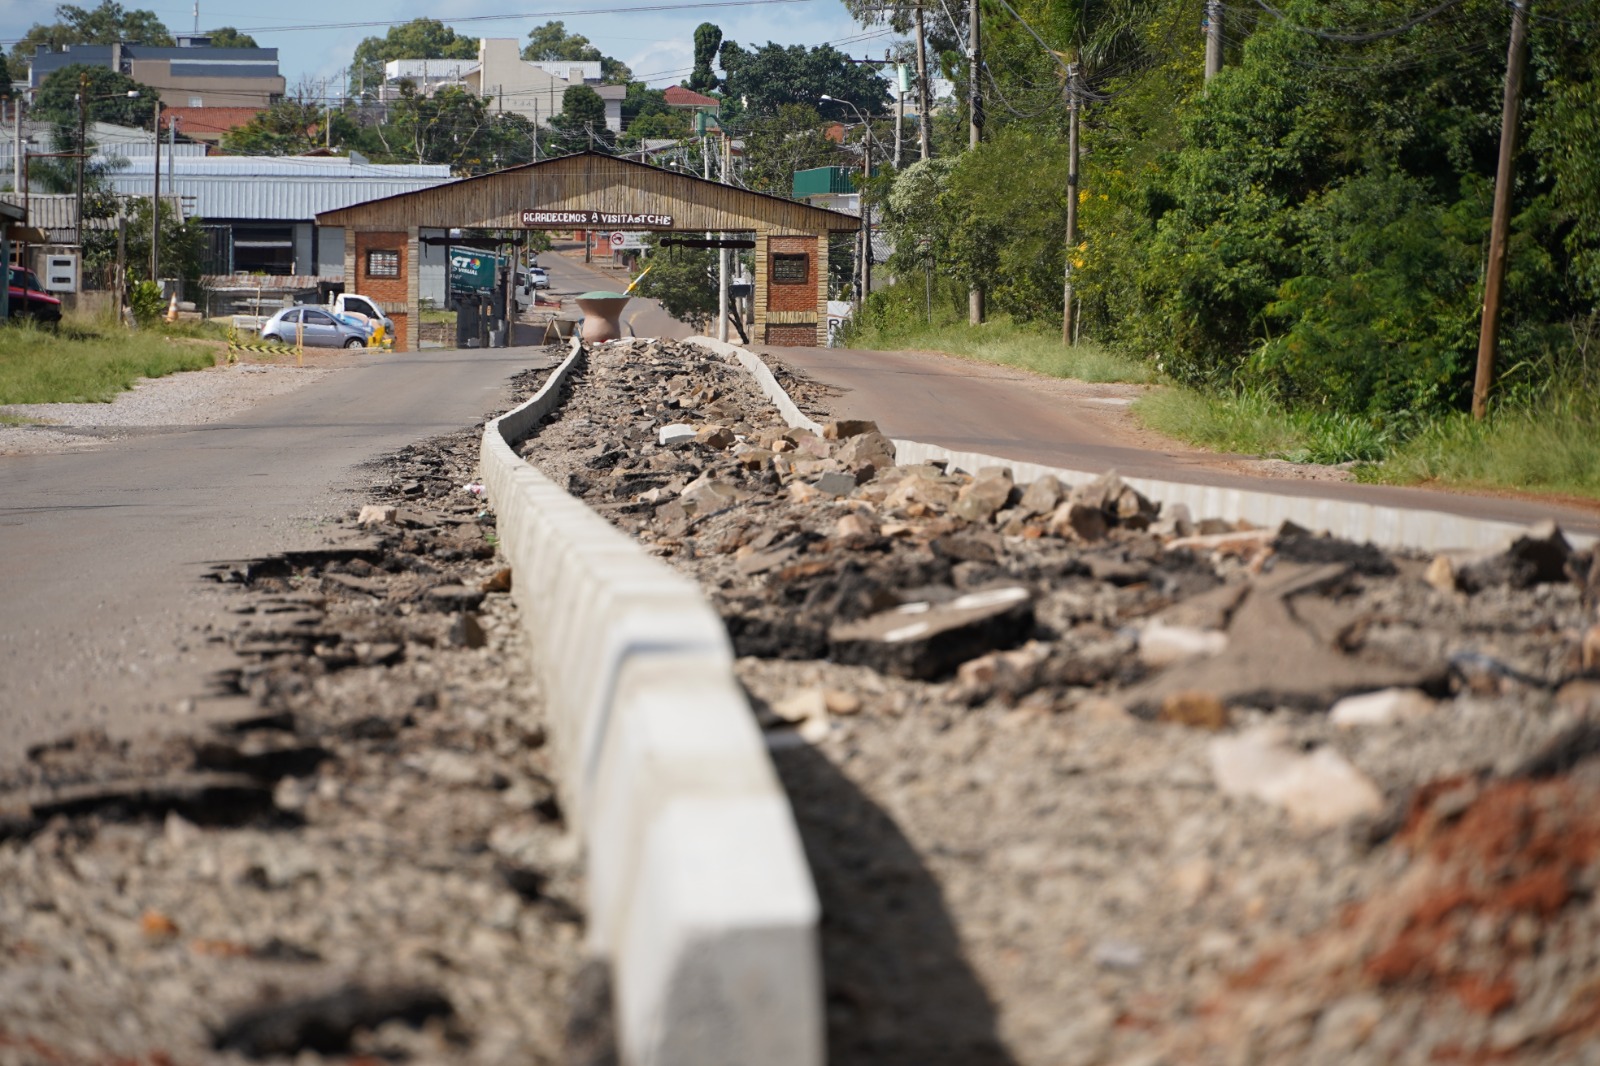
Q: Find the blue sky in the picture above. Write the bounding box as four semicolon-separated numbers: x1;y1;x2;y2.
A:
1;0;904;93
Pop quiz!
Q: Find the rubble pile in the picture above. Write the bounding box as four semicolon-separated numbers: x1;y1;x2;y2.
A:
518;338;1600;1065
0;362;600;1065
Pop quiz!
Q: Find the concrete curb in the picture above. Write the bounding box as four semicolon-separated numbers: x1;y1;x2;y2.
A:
684;337;1594;554
479;337;822;1066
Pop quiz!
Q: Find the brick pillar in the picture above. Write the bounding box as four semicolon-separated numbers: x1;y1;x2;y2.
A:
753;230;769;343
352;229;410;350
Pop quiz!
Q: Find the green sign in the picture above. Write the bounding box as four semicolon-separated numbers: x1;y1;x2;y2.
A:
449;249;501;294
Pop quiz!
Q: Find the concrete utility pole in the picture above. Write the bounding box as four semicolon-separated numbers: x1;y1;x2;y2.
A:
1473;0;1532;421
150;98;161;283
76;72;88;250
12;98;22;196
968;0;984;325
1205;0;1224;81
894;65;904;169
1061;61;1080;345
914;3;932;161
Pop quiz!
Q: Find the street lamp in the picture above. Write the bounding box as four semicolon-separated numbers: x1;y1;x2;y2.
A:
820;95;877;311
75;82;140;248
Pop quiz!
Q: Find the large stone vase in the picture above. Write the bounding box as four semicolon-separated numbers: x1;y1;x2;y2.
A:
575;291;631;343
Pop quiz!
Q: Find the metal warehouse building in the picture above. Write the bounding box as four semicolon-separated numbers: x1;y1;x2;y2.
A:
102;154;454;277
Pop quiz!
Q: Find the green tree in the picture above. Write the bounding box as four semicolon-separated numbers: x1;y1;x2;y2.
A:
11;2;172;63
349;18;477;99
376;84;536;172
717;40;890;118
523;21;632;83
688;23;722;94
204;27;258;48
740;103;841;194
634;238;718;327
220;98;325;156
545;84;613;155
31;64;155;128
0;55;11;98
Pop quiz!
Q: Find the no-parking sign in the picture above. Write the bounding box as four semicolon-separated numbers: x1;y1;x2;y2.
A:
610;231;647;251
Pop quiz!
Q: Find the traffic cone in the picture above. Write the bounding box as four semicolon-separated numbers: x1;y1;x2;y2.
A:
164;292;179;323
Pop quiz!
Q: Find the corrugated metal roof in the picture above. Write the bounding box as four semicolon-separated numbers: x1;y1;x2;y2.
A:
102;156;453;222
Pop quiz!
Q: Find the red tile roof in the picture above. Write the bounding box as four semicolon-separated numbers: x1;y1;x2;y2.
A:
663;85;720;109
160;107;266;139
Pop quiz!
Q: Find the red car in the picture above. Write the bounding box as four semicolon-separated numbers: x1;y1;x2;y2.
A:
5;266;63;324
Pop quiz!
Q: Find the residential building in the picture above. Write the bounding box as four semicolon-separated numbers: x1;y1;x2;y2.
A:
26;35;285;110
463;40;623;132
663;86;719;113
158;107;266;147
378;59;477;102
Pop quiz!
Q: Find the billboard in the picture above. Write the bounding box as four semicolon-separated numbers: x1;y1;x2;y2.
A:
449;250;501;294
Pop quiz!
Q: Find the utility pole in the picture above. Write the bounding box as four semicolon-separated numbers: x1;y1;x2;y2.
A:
1062;61;1080;345
914;3;932;161
968;0;984;325
150;98;161;283
76;72;88;251
894;64;904;169
1204;0;1223;82
12;97;22;196
115;216;127;323
1472;0;1531;420
861;124;873;307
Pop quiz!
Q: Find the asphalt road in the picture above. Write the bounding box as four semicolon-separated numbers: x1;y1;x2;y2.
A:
0;345;554;765
763;343;1600;538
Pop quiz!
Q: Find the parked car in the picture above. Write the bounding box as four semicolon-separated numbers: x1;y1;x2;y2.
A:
261;306;373;348
525;266;550;290
5;266;63;324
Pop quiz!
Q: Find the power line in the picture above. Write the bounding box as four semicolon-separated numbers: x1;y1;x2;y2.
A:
0;0;819;45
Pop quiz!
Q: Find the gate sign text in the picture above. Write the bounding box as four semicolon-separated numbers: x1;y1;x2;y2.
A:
520;209;674;229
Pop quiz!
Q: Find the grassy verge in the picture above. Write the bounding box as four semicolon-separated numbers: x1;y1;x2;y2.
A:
1357;387;1600;498
0;320;219;405
847;315;1153;384
1134;381;1600;499
1133;386;1395;465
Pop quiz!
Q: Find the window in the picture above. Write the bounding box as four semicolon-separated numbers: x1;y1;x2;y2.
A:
303;309;334;325
771;253;809;285
188;96;203;107
366;250;400;278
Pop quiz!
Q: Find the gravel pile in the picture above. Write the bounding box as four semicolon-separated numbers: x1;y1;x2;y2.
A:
515;337;1600;1066
0;363;330;455
0;361;602;1065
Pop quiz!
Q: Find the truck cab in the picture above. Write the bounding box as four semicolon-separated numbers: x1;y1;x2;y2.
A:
327;293;394;338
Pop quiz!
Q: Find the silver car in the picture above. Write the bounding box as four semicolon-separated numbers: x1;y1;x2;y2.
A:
262;306;373;348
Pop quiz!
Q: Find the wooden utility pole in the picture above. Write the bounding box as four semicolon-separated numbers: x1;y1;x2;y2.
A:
1205;0;1223;81
1472;0;1531;421
150;98;161;283
914;4;932;160
1062;61;1080;345
968;0;984;325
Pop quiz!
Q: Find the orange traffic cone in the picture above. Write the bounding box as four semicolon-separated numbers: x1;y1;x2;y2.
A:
164;292;179;323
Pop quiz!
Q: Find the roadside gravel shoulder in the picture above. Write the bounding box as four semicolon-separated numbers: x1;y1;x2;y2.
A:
0;364;333;455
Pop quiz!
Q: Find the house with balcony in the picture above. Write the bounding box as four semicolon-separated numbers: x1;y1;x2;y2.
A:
26;35;285;110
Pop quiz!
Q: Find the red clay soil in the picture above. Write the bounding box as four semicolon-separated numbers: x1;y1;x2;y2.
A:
1153;771;1600;1063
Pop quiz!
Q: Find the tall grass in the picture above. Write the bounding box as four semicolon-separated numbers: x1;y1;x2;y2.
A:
1360;384;1600;497
1134;386;1395;464
0;320;219;405
847;314;1153;384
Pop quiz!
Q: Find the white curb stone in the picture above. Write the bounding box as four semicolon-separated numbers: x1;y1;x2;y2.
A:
479;337;822;1066
683;337;1595;554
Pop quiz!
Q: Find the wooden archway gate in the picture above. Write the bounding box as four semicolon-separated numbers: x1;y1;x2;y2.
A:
317;151;859;351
